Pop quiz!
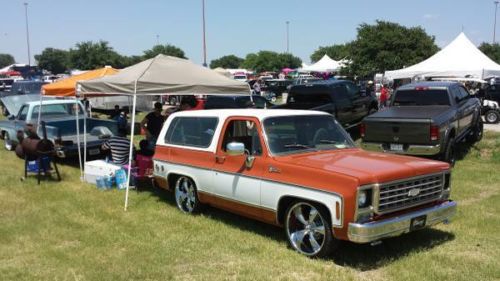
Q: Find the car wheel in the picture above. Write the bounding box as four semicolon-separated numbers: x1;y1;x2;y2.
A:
484;110;500;124
285;201;337;258
174;176;201;214
4;132;15;151
467;120;483;143
442;137;456;167
271;96;277;103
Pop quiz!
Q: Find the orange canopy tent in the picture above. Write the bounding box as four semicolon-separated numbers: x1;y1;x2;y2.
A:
42;66;118;96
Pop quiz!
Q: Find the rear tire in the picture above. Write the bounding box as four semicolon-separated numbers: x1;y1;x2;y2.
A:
484;110;500;124
441;137;456;167
4;132;15;151
174;176;201;214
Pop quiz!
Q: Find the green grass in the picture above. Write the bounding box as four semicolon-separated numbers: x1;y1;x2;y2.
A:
0;132;499;280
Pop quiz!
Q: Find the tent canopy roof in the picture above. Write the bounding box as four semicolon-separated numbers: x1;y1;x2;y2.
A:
42;67;118;97
300;54;340;72
385;32;500;80
78;55;250;96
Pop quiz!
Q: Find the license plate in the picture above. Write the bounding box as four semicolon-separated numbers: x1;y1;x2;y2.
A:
410;215;427;231
89;148;100;156
390;143;403;151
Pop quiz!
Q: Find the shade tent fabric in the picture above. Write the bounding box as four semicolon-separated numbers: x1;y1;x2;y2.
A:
385;32;500;80
78;55;250;96
299;54;341;72
42;67;118;96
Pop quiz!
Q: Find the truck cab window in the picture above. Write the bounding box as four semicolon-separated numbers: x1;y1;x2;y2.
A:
222;120;262;156
17;105;28;121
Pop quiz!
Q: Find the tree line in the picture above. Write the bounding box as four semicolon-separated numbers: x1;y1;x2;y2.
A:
2;20;500;78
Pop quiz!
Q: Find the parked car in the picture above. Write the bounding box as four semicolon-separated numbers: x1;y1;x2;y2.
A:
0;98;118;158
8;80;46;95
153;109;456;257
261;79;293;98
275;80;378;128
481;99;500;124
204;95;273;109
361;81;483;165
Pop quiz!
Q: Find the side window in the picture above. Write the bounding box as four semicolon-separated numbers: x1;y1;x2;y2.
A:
458;87;470;102
221;120;262;156
17;105;29;121
332;85;350;101
345;83;360;98
164;117;218;148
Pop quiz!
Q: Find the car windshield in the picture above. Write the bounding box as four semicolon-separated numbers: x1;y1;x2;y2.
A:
32;103;84;118
263;115;354;155
393;89;450;106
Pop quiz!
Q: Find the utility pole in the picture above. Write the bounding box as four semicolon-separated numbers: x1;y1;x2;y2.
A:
156;34;159;45
494;1;499;44
24;2;31;65
286;21;290;53
202;0;207;67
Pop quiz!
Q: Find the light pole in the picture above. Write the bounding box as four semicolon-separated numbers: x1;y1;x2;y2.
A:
494;1;499;44
156;34;159;45
24;2;31;65
202;0;207;67
286;21;290;53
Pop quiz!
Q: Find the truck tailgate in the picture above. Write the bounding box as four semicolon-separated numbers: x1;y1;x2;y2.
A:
363;118;431;145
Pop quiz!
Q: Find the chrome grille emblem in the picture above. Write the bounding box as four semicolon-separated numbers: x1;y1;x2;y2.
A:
408;188;420;197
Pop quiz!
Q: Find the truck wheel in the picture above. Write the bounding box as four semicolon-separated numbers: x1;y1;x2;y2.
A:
484;110;500;124
285;201;337;258
467;120;483;143
442;137;456;167
174;176;201;214
4;132;15;151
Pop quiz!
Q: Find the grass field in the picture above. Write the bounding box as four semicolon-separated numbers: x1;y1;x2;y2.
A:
0;130;499;280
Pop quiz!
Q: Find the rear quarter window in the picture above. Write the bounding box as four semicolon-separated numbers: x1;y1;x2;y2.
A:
165;117;218;148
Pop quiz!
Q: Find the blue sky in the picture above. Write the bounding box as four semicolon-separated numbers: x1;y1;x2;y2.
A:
0;0;496;66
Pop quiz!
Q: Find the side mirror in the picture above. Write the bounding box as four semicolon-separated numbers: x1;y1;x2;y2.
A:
226;142;245;156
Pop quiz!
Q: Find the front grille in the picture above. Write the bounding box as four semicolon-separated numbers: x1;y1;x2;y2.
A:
375;173;444;214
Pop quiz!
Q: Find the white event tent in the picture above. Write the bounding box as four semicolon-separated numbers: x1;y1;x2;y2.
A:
300;54;341;72
384;32;500;80
77;54;250;210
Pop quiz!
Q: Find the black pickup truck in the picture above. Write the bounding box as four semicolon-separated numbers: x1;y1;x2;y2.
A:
361;81;483;165
275;80;378;128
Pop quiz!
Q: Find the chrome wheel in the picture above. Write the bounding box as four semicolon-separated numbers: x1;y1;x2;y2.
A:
174;176;198;213
485;110;499;124
4;132;14;151
285;202;329;257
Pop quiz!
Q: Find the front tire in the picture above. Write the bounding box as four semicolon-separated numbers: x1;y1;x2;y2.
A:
484;110;500;124
284;201;337;258
467;119;483;143
174;176;201;214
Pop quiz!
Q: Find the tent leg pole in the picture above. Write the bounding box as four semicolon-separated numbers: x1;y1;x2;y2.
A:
83;95;87;181
75;98;83;181
124;95;136;211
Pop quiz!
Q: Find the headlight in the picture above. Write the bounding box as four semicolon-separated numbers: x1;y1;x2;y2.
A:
357;189;372;208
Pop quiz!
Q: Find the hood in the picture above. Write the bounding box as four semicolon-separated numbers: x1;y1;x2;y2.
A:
275;148;449;185
368;106;448;120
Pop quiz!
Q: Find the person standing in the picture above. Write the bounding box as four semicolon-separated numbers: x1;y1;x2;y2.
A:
252;80;261;95
379;84;389;109
140;102;165;149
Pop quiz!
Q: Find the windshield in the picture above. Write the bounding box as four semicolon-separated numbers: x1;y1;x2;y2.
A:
32;103;84;119
393;89;450;106
263;115;354;155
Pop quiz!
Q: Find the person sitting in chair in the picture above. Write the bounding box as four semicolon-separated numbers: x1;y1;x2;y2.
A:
101;129;135;166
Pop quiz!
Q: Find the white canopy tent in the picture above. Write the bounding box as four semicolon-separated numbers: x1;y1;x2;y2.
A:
299;54;341;72
384;32;500;80
77;54;250;210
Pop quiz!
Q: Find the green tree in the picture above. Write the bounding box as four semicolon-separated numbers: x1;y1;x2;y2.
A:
241;51;301;73
209;55;244;69
68;41;122;70
143;44;186;59
479;42;500;64
0;53;15;68
310;43;352;63
117;55;143;68
34;48;69;74
346;20;439;78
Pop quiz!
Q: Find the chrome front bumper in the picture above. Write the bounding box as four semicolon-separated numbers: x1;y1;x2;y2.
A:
361;142;441;155
347;200;457;243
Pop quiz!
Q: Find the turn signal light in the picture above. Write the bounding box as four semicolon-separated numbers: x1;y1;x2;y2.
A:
430;125;439;141
360;123;366;138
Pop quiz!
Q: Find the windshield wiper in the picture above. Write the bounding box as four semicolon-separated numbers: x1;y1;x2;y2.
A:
284;143;314;149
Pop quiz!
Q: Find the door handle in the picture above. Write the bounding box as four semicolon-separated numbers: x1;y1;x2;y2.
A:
215;156;225;164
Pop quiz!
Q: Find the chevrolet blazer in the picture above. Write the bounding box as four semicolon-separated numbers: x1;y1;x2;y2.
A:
153;109;456;257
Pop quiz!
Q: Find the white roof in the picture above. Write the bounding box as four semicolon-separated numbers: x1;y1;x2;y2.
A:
170;108;328;122
385;32;500;80
299;54;341;72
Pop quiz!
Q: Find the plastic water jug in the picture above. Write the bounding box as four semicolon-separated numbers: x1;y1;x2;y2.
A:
115;169;127;190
